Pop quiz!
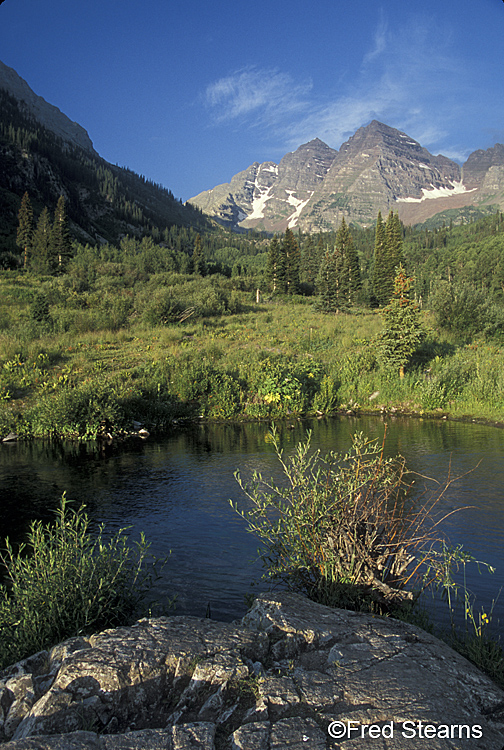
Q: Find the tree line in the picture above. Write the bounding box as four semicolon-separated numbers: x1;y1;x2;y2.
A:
264;210;404;310
16;192;73;274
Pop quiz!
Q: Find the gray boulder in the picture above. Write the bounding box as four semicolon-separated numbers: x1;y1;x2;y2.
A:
0;592;503;749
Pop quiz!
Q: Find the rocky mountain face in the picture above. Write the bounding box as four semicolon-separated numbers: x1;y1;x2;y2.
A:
190;121;504;230
0;61;96;154
192;138;338;232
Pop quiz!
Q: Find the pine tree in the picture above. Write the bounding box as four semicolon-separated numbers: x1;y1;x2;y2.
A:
372;211;388;306
316;248;345;311
283;228;300;295
265;235;285;292
49;196;72;273
377;265;425;378
16;192;33;269
385;209;404;270
31;207;52;273
300;235;319;287
372;210;404;306
335;217;361;304
191;233;206;275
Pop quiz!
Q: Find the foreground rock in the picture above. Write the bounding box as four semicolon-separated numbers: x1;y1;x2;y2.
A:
1;592;503;749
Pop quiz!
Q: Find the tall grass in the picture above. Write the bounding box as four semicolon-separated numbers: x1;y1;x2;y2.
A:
0;495;169;669
1;271;503;438
423;542;504;688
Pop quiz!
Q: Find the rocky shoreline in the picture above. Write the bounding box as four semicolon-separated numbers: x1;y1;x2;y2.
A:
1;592;503;749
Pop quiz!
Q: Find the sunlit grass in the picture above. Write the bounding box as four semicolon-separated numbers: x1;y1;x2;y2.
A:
0;271;503;437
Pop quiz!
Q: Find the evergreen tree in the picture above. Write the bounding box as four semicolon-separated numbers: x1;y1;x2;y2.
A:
300;235;319;287
335;217;361;304
31;207;52;273
316;248;345;311
377;265;425;378
385;209;404;270
372;211;388;306
191;233;206;275
30;292;51;324
16;192;33;269
283;228;301;294
372;210;404;306
315;219;361;311
265;235;285;292
49;196;73;273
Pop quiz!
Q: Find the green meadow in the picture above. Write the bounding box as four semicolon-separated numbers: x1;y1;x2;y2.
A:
0;263;503;441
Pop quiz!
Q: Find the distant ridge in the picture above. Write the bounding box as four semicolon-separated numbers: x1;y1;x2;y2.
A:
190;120;504;230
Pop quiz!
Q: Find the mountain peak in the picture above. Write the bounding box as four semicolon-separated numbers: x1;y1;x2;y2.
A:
301;137;331;148
289;137;337;157
190;121;504;231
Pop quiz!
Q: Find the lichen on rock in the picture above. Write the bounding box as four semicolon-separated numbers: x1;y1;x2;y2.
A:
0;592;503;749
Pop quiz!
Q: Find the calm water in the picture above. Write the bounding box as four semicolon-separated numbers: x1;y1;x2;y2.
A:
1;416;503;633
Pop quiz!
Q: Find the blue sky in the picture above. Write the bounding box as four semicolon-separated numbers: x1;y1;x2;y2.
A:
0;0;503;201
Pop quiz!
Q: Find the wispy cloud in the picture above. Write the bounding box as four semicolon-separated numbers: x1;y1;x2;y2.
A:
203;15;474;158
204;67;312;126
287;16;470;154
362;13;388;66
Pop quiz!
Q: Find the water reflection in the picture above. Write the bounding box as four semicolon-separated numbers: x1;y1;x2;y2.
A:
0;417;502;630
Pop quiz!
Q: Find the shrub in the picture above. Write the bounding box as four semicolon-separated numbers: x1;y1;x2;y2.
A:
418;353;473;409
0;495;167;668
232;428;451;612
312;373;339;414
140;288;183;326
171;359;242;418
337;348;377;387
430;280;487;337
193;285;229;317
244;357;324;418
29;292;51;324
97;292;134;331
27;381;128;439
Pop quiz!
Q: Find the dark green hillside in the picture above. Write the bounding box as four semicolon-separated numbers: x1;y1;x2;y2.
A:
0;88;210;256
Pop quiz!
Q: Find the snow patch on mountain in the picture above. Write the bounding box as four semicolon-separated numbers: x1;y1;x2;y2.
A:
286;191;313;228
248;184;274;220
261;164;279;174
397;180;477;203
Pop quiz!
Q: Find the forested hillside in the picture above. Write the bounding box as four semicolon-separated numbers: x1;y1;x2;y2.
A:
0;88;209;258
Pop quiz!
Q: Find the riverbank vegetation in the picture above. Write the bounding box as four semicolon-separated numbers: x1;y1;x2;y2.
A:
1;202;503;439
0;494;167;668
233;427;504;689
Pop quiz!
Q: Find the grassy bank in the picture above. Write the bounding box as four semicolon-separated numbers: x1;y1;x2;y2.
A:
0;269;503;439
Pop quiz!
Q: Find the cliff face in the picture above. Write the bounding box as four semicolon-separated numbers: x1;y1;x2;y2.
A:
0;62;208;249
0;60;96;154
1;592;503;750
190;138;338;232
190;121;504;230
301;121;463;230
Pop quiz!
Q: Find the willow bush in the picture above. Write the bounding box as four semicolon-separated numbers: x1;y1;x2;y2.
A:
0;495;168;669
232;427;454;612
